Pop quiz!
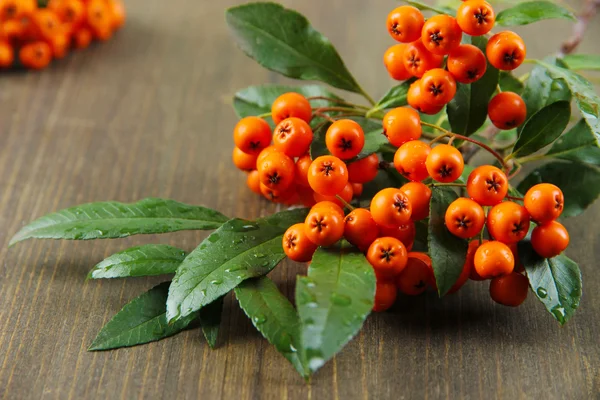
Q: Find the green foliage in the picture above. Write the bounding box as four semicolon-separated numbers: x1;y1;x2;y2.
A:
405;0;454;14
519;242;582;325
544;119;600;166
199;296;224;349
89;282;197;351
235;277;308;377
562;54;600;71
428;188;469;296
498;72;524;94
447;36;499;136
495;1;576;26
9;198;228;245
367;80;414;116
88;244;187;279
166;208;308;323
226;3;363;93
296;243;376;374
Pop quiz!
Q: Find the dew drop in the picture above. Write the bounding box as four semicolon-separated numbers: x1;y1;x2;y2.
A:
551;305;566;321
210;279;222;285
207;234;220;243
253;314;267;324
254;253;267;259
536;287;548;298
306;302;318;309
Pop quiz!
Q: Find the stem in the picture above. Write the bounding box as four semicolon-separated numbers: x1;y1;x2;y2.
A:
335;195;355;211
314;110;335;123
256;112;271;118
429;132;453;145
516;154;547;164
508;160;522;180
560;0;600;55
312;106;362;113
428;182;466;188
358;86;376;106
506;195;524;202
455;134;509;174
421;121;451;135
307;96;370;111
518;72;530;83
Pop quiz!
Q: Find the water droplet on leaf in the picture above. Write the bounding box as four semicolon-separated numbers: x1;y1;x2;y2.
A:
536;287;548;298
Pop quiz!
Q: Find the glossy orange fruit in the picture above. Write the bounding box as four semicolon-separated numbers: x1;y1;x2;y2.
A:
370;188;412;228
489;272;529;307
402;40;444;78
396;252;433;295
271;92;312;124
246;170;261;195
325;119;365;160
373;280;398;312
456;0;495;36
386;6;424;43
474;241;515;279
283;223;318;262
344;208;379;251
233;117;272;155
447;44;487;84
407;80;445;114
421;15;462;55
273;117;313;157
487;201;531;244
486;31;526;71
420;68;457;106
466;165;508;206
393;140;431;182
523;183;564;224
400;182;432;221
488;92;527;130
304;206;345;247
531;221;569;258
307;155;348;196
444;197;485;239
382;107;422;147
367;237;408;279
257;151;295;192
347;154;379;184
384;44;412;80
425;144;464;183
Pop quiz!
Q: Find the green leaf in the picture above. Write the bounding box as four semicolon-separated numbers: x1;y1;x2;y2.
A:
296;242;376;374
166;208;308;323
428;188;469;296
233;84;341;127
520;59;572;133
544;119;600;166
519;241;582;325
199;296;224;349
517;161;600;217
495;1;575;26
562;54;600;71
511;101;571;158
447;36;499;135
10;198;228;246
535;60;600;142
367;80;414;117
310;119;388;161
309;121;332;159
88;245;187;279
226;3;362;93
235;276;308;377
412;219;429;252
405;0;453;14
499;71;524;94
88;282;196;351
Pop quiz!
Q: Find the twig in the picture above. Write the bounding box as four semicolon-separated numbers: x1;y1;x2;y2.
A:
560;0;600;55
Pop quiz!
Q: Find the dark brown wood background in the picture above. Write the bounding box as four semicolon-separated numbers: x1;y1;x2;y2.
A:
1;0;598;398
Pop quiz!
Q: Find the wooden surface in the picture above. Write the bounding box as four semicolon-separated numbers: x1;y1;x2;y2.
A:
1;0;599;398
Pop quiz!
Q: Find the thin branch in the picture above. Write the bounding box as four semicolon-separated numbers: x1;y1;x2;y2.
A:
560;0;600;55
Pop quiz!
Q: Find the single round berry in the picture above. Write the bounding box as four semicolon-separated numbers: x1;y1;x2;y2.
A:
257;151;295;192
373;280;398;312
531;221;569;258
402;40;444;78
400;182;432;221
232;147;258;171
447;44;487;84
271;92;312;125
396;252;433;295
524;183;564;224
467;165;508;206
488;92;527;130
344;208;380;251
407;80;445;114
386;6;425;43
487;201;531;244
325;119;365;160
456;0;496;36
308;155;349;196
486;31;526;71
393;140;431;182
273;117;313;157
370;188;413;228
304;206;345;247
490;272;529;307
347;154;380;184
283;223;318;262
421;15;462;55
474;241;515;279
384;44;412;80
233;116;272;155
445;197;485;239
383;107;422;147
425;144;464;183
367;237;408;279
420;68;457;106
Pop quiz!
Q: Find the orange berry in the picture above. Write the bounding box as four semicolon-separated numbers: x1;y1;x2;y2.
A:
283;223;318;262
73;28;92;49
233;116;272;155
378;221;415;251
421;15;462;55
407;80;445;114
402;39;444;78
246;170;261;195
386;6;424;43
308;155;348;196
86;0;113;41
273;117;313;157
400;182;431;221
259;182;296;204
456;0;495;36
420;68;457;106
108;0;126;30
488;92;527;130
271;92;312;125
367;237;408;279
351;182;363;198
48;0;85;30
370;188;412;228
347;154;379;184
384;44;412;80
373;280;398;312
447;44;487;84
313;182;353;208
425;144;464;183
344;208;379;251
445;197;485;239
393;140;431;182
0;0;35;20
523;183;564;224
466;165;508;206
489;272;529;307
468;239;488;281
531;221;569;258
257;151;295;192
486;31;526;71
396;252;432;295
311;201;345;219
325;119;365;160
304;206;345;247
256;145;279;166
232;147;258;171
487;201;530;244
382;107;422;147
474;241;515;279
294;154;312;187
0;41;14;68
19;41;52;70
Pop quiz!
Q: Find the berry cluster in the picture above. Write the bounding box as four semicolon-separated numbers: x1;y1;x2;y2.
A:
231;3;571;313
0;0;125;70
384;2;527;130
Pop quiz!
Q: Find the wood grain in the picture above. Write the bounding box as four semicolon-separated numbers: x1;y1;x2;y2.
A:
1;0;599;398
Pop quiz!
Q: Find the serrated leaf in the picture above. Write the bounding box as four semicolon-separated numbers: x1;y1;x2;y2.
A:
496;1;575;26
499;71;524;94
10;198;228;246
535;60;600;142
518;241;582;325
428;188;469;296
199;296;224;349
447;36;499;136
235;276;308;377
233;84;342;128
511;101;571;158
166;208;308;323
562;54;600;71
367;80;414;117
544;119;600;165
405;0;453;14
296;242;376;374
517;161;600;217
88;245;187;279
520;59;572;133
88;282;196;351
226;3;361;93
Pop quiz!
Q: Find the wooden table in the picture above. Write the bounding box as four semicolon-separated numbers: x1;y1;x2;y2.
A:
1;0;598;398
